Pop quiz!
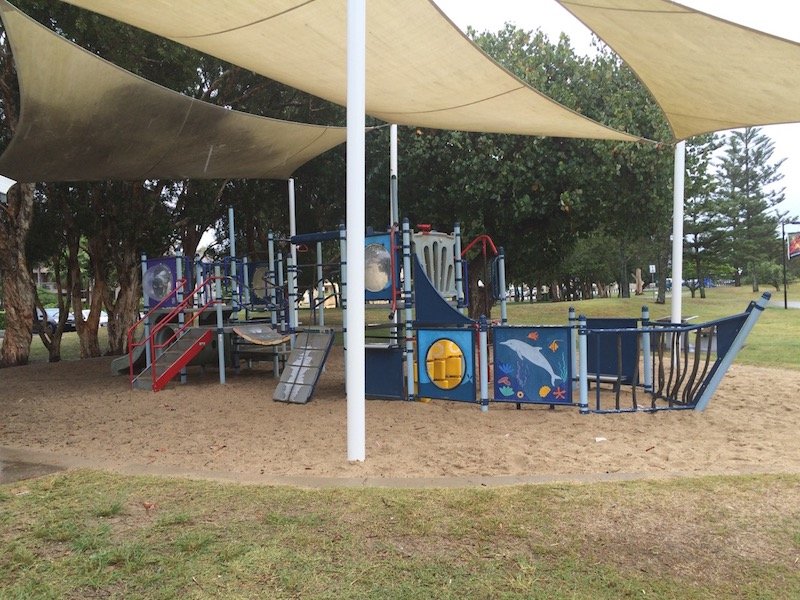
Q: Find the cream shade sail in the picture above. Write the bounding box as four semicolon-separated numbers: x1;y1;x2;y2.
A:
60;0;639;141
557;0;800;140
0;0;349;182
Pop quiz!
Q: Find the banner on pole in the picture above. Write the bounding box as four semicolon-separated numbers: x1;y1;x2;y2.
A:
789;232;800;260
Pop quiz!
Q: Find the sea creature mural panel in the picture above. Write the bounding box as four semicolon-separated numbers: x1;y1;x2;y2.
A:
493;326;572;404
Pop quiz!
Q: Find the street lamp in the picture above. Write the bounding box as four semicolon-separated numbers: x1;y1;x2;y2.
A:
782;220;800;310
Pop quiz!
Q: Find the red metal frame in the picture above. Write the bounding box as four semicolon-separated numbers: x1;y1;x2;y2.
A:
127;275;223;389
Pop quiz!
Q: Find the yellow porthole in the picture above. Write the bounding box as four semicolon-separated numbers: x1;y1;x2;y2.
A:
425;339;465;390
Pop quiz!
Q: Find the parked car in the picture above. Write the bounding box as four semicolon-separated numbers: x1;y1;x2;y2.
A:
81;309;109;327
34;307;75;334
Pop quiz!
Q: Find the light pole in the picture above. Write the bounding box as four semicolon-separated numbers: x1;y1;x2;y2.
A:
782;220;800;310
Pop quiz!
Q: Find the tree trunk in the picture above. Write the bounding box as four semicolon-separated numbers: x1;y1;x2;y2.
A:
467;254;493;320
107;247;141;355
0;184;36;367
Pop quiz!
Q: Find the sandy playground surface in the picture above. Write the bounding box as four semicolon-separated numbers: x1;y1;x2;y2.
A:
1;346;799;487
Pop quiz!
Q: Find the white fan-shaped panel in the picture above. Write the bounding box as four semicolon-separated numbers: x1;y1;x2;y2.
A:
413;232;456;298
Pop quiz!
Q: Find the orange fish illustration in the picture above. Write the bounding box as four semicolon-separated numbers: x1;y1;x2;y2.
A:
527;331;539;341
548;340;559;352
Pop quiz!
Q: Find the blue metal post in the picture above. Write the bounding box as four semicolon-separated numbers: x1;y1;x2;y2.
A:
276;250;285;332
140;253;151;368
316;241;325;327
454;222;466;315
479;315;489;412
339;224;348;372
578;315;589;414
402;218;415;400
214;264;226;384
694;292;771;411
228;206;239;320
287;254;298;337
175;253;187;384
267;231;277;327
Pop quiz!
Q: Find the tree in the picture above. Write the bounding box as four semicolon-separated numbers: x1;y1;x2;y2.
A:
715;128;785;291
683;133;723;298
0;14;37;366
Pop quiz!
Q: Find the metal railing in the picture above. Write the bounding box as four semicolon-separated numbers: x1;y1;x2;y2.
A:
127;275;222;388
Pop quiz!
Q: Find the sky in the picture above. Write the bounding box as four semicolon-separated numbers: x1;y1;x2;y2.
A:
433;0;800;223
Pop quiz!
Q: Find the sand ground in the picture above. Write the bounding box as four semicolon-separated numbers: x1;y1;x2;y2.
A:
1;347;799;487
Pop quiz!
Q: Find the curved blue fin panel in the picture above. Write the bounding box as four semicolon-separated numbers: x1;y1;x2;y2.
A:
412;255;473;327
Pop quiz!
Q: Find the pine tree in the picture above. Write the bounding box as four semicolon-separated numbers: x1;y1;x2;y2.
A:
714;128;785;291
683;133;723;298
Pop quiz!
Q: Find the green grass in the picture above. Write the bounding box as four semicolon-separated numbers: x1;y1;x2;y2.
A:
2;471;799;598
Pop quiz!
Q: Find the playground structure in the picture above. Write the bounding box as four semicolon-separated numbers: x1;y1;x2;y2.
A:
121;213;769;414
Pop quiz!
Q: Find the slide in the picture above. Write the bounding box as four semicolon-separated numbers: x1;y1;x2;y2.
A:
111;341;146;375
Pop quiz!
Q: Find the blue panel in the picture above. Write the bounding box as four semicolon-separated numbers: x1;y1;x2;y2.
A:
586;318;639;384
493;326;572;404
365;345;405;400
416;328;475;402
413;256;473;327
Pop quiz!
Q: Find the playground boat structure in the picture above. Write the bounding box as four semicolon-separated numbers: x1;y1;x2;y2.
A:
123;217;769;412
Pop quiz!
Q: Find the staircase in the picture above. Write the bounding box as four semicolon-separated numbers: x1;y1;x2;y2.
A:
126;273;221;392
132;327;214;391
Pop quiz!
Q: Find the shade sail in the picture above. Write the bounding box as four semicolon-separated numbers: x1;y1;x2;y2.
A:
557;0;800;140
0;1;349;182
60;0;639;142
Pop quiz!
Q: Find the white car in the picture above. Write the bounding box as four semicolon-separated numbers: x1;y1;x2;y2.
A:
82;309;109;326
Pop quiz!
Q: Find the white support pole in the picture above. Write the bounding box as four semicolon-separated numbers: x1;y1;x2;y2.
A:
288;178;298;267
346;0;366;463
641;305;652;392
390;124;399;228
670;141;686;325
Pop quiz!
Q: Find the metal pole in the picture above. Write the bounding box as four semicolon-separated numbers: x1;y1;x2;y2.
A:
176;253;187;384
479;315;489;412
317;241;325;327
568;306;578;385
670;141;686;324
498;247;507;325
268;231;277;326
140;253;151;368
783;221;788;310
642;305;652;393
228;206;238;318
288;178;298;267
390;124;399;228
287;255;298;337
402;218;414;400
454;222;466;315
214;264;226;385
578;315;589;414
346;0;367;462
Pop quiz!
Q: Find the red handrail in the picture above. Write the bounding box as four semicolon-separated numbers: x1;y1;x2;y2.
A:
461;234;498;258
128;275;223;387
